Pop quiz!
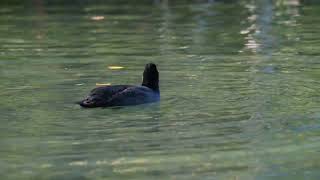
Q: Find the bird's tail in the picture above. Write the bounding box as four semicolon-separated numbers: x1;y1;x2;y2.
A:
77;98;97;108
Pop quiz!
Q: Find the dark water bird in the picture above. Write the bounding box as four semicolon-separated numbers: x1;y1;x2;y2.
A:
78;63;160;108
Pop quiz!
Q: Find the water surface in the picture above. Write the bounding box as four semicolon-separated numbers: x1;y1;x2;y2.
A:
1;0;320;179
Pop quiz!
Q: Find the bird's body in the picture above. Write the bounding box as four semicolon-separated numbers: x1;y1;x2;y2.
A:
79;63;160;108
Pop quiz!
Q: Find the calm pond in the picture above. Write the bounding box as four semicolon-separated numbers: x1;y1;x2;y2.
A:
1;0;320;179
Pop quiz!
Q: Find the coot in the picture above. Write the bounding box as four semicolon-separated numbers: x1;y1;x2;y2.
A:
79;63;160;108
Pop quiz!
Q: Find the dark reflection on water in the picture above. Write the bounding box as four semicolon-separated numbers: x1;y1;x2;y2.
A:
1;0;320;179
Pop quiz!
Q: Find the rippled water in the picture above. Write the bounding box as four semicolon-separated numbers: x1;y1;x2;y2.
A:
1;0;320;179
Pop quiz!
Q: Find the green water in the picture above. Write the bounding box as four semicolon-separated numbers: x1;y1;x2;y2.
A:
1;0;320;179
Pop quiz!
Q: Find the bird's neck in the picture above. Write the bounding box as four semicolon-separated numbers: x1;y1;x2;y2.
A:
142;81;159;92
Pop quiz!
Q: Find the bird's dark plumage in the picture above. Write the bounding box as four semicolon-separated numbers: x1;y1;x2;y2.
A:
79;63;160;108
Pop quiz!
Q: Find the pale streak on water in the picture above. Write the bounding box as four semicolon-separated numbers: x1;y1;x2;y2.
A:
1;0;320;180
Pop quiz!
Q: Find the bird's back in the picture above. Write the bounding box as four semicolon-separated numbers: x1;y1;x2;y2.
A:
79;85;159;107
108;86;159;106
